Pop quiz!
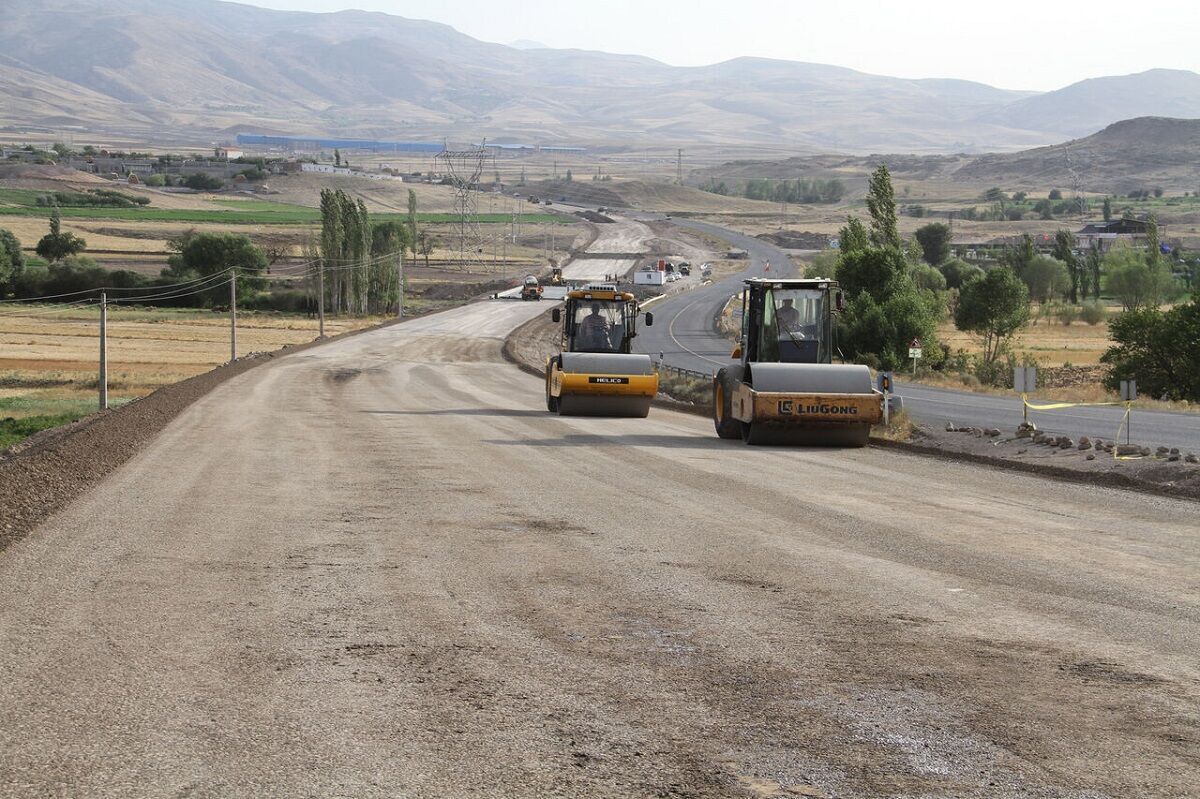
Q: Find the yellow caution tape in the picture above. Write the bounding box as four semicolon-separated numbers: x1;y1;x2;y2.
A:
1020;393;1123;411
1018;395;1143;461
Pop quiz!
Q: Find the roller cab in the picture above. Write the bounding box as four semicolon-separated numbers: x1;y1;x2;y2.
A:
545;285;657;417
713;279;882;446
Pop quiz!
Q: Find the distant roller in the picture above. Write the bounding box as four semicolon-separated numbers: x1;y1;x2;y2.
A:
545;285;658;418
713;279;883;446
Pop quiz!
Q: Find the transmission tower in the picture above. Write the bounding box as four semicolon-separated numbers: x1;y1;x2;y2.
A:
435;140;490;270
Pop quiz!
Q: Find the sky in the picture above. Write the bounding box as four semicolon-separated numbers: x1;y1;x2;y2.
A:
238;0;1199;91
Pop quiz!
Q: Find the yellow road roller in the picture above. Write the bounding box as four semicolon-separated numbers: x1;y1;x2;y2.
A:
545;285;658;417
713;278;882;446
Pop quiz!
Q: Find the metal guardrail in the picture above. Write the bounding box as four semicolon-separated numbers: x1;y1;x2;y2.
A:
656;361;713;382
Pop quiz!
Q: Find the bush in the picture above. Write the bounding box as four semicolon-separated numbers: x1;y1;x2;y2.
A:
1102;296;1200;401
145;174;167;187
184;173;224;191
1079;301;1107;325
1051;303;1079;326
911;263;947;292
804;251;838;279
939;258;983;289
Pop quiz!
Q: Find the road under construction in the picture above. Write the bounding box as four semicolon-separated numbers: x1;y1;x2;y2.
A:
1;293;1198;798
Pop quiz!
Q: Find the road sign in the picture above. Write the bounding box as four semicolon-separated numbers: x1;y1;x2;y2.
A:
1120;379;1137;402
1014;366;1037;394
908;347;922;359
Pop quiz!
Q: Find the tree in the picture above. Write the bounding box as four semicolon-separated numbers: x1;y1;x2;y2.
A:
35;208;86;262
0;229;23;298
165;232;267;305
1053;229;1081;303
954;266;1030;363
836;246;908;304
417;231;435;266
939;258;983;289
1101;295;1200;401
406;189;419;258
1023;255;1071;304
839;217;869;255
1102;196;1112;223
911;263;947;292
1103;243;1179;311
1145;214;1160;265
914;222;952;266
1086;246;1103;300
184;173;223;191
838;286;942;371
334;149;341;167
865;165;899;249
565;169;573;182
1048;189;1063;200
983;187;1008;204
1000;233;1037;281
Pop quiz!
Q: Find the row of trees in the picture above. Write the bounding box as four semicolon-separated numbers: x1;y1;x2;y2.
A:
703;178;845;205
318;188;411;315
825;166;1197;402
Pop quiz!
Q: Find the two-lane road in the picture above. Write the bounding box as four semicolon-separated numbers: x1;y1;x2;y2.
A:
641;218;1199;451
634;218;793;373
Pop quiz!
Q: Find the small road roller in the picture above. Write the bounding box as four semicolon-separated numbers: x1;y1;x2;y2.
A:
545;285;657;417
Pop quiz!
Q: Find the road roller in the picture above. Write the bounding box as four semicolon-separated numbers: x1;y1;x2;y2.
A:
713;278;883;446
545;285;657;417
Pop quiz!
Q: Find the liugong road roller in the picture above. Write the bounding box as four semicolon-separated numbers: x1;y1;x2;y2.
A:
713;278;882;446
545;285;658;417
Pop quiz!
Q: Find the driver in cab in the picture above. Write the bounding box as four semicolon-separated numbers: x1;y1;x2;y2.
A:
578;303;612;350
776;298;802;332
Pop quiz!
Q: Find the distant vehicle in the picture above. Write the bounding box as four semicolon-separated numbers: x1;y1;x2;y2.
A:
544;199;553;206
520;274;543;301
529;197;541;204
679;265;691;276
664;262;675;273
597;207;608;213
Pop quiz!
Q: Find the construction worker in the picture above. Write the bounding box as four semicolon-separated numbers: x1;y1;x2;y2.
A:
578;303;612;350
776;297;801;331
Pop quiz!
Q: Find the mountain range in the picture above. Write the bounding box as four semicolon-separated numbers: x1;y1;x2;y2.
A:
2;0;1199;153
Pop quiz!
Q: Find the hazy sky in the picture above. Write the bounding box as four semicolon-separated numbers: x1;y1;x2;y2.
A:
239;0;1199;91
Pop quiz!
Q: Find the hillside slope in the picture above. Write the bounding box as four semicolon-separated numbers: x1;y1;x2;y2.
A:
1;0;1197;154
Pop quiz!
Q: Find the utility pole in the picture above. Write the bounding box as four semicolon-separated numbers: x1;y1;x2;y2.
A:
317;259;325;338
98;292;108;410
229;272;237;363
677;148;683;186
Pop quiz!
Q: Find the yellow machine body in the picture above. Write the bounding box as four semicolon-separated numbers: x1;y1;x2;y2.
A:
544;285;658;417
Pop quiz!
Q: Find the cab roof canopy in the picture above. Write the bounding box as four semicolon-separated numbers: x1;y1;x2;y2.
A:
743;278;839;290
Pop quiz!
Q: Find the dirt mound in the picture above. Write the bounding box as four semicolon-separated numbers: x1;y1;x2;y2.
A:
420;279;515;301
574;210;614;223
521;181;627;209
757;230;830;249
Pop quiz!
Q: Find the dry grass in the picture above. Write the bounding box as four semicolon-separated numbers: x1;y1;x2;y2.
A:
939;312;1116;368
0;305;379;420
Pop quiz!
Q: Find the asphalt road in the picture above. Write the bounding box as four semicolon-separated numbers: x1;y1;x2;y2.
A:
634;218;793;373
2;298;1198;797
897;379;1200;452
639;219;1199;452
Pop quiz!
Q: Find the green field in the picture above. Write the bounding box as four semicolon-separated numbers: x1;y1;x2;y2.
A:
0;190;567;225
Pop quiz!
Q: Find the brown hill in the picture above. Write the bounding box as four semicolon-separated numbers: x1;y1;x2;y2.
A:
2;0;1197;153
695;118;1200;195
